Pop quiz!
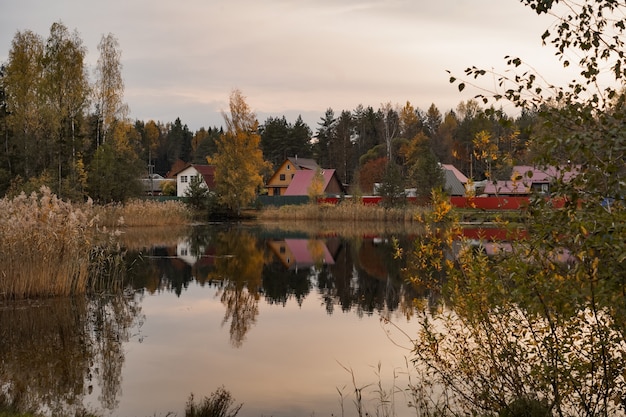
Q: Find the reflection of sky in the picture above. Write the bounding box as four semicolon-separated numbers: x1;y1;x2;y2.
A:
89;281;415;417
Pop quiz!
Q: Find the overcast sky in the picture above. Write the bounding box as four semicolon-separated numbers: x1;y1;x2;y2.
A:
1;0;566;131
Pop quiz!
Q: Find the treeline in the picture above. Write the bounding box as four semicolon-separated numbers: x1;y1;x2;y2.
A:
0;21;540;202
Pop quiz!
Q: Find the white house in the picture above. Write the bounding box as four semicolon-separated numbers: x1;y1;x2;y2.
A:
170;164;216;197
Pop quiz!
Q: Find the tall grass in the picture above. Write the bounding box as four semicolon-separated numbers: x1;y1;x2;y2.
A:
257;201;429;237
0;187;98;299
0;190;192;299
93;198;192;227
258;200;429;223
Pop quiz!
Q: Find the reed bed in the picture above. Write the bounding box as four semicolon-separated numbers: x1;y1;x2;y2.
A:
256;201;429;237
93;198;193;228
0;187;98;299
258;201;429;223
0;191;193;299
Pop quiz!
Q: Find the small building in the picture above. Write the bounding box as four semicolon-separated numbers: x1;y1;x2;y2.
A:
283;169;345;197
442;164;469;196
511;165;579;195
170;164;216;197
266;157;319;196
483;180;530;196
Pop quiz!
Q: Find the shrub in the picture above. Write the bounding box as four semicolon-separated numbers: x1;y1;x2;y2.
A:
185;387;242;417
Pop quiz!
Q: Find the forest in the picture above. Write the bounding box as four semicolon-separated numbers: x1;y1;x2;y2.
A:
0;21;540;203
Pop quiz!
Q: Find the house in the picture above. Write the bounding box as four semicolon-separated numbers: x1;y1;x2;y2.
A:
511;165;579;195
266;157;319;196
283;169;345;197
170;164;216;197
483;180;530;196
442;164;469;196
481;165;580;197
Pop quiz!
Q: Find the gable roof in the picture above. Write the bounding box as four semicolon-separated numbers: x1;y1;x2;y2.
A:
441;164;468;196
512;165;579;184
444;169;467;196
284;169;341;196
287;157;318;170
483;180;529;195
171;163;216;188
442;164;469;183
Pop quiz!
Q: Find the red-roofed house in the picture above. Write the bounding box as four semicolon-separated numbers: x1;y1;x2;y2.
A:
170;164;216;197
284;169;345;196
266;157;320;196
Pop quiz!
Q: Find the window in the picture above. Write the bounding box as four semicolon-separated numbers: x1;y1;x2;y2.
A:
273;187;281;195
287;164;290;170
291;174;295;179
181;176;188;183
280;174;285;181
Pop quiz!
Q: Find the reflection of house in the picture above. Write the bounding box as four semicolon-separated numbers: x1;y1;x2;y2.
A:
266;157;319;196
284;169;345;196
170;164;216;197
268;239;336;271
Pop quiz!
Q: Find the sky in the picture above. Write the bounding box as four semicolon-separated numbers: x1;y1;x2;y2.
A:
0;0;566;132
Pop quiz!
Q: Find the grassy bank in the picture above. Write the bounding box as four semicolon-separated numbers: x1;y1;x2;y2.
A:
258;201;429;223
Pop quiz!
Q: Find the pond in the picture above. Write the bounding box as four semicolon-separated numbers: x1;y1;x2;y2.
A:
1;222;435;417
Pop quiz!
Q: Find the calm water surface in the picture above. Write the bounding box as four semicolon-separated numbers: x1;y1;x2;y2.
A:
1;223;429;417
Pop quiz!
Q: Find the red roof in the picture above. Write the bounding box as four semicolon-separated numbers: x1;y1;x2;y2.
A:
284;169;338;196
193;165;216;189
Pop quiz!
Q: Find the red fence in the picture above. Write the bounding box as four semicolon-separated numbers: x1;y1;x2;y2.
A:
450;196;530;210
319;195;531;210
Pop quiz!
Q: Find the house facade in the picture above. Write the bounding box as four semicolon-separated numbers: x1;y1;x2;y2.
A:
171;164;216;197
266;157;319;196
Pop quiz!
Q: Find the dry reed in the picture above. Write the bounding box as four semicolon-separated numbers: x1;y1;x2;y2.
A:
0;187;97;299
0;192;193;299
93;198;193;228
256;201;429;237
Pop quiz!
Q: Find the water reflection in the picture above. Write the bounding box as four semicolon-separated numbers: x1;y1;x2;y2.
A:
0;294;142;415
121;224;421;348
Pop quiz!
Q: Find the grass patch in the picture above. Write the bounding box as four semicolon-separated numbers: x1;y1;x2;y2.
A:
93;198;193;227
258;200;429;223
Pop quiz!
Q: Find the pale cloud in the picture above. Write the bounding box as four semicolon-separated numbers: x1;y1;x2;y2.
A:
1;0;571;131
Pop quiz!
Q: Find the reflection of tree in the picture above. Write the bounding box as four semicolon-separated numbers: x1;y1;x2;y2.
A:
208;229;264;347
221;287;259;348
262;260;311;306
0;295;141;415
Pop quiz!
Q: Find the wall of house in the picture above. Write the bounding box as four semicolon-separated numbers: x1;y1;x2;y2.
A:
267;162;297;196
177;167;201;197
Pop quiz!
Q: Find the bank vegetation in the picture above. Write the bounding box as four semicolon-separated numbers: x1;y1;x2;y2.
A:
0;188;191;299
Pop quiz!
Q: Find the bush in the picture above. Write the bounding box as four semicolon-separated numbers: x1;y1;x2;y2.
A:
185;387;242;417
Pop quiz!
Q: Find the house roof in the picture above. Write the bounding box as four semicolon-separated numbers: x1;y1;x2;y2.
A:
171;164;216;188
512;165;579;184
284;169;339;196
483;180;529;195
442;164;469;183
287;157;318;170
444;169;467;196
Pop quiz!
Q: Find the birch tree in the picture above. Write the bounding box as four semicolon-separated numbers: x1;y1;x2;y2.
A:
93;33;127;146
